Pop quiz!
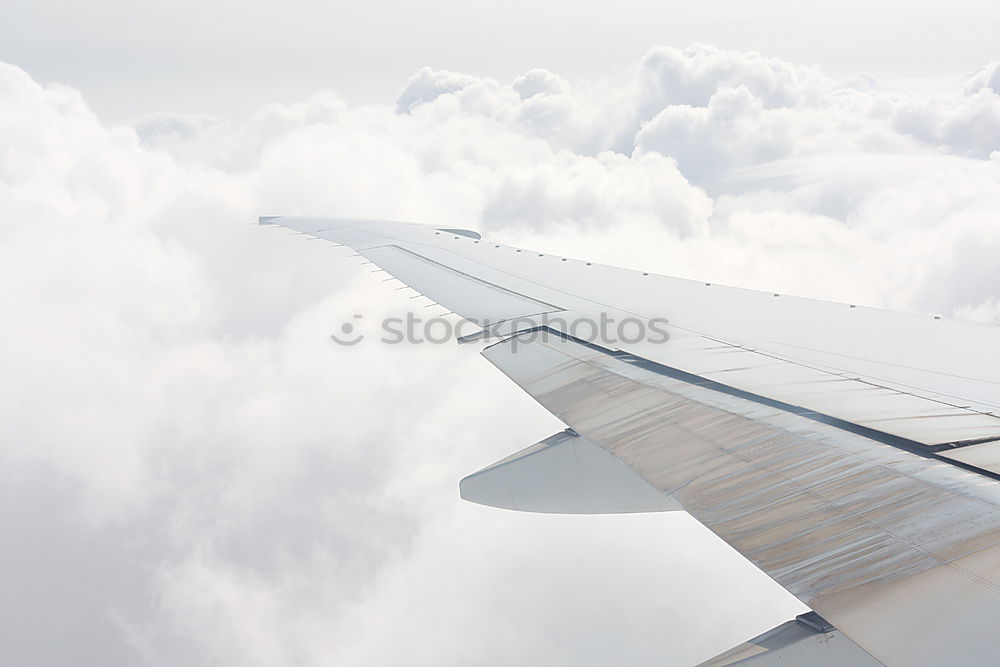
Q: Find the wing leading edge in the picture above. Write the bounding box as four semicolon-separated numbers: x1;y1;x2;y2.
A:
262;216;1000;448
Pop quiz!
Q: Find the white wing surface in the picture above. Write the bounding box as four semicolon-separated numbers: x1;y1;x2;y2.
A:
262;216;1000;666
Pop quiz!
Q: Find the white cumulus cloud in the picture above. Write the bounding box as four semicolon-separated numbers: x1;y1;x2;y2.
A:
3;43;1000;667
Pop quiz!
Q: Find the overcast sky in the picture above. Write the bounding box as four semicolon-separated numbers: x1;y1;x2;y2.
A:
2;1;1000;666
4;0;1000;119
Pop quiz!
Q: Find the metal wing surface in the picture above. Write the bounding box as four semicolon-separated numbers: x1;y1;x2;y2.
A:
262;216;1000;666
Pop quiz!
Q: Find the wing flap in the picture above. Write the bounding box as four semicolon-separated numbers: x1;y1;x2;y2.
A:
459;429;679;514
696;613;882;666
938;440;1000;475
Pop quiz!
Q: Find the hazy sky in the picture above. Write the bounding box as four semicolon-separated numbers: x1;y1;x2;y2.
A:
2;2;1000;666
4;0;1000;119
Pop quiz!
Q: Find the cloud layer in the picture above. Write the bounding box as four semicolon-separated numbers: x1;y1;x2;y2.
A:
2;44;1000;666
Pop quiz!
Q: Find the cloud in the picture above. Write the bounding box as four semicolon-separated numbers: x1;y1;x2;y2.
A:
480;150;712;237
512;68;570;100
889;88;1000;157
2;44;1000;666
390;43;1000;166
965;60;1000;95
635;43;835;110
395;67;498;114
634;85;921;186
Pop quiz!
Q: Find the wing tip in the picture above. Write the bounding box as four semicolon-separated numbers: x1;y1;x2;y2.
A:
258;215;283;225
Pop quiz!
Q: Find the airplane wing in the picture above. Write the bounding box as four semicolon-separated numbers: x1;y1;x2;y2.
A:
261;216;1000;666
